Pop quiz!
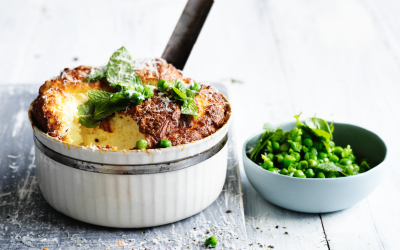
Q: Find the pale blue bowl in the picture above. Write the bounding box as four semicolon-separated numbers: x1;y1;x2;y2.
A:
243;121;388;213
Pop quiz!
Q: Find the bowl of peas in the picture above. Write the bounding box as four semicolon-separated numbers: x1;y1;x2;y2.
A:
242;114;388;213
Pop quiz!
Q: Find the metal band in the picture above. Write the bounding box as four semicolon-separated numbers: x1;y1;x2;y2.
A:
34;134;228;175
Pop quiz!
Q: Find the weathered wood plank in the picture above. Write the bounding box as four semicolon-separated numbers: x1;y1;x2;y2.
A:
0;84;247;249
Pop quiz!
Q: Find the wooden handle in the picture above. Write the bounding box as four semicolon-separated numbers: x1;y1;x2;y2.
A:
162;0;214;70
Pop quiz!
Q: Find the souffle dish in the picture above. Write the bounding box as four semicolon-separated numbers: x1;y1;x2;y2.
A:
29;47;231;228
30;46;230;151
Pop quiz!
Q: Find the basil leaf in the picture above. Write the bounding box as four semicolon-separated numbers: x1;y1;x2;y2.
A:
106;46;135;89
86;67;106;83
88;90;114;105
94;93;131;120
181;99;198;117
77;100;100;128
263;123;276;133
315;162;344;172
288;140;302;152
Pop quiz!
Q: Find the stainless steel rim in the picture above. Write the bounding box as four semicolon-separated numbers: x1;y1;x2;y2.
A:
34;134;228;175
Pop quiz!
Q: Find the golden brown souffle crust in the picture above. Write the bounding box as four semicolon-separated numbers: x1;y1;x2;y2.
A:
30;59;230;149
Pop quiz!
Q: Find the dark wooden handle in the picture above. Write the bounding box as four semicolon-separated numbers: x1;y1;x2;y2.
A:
162;0;214;70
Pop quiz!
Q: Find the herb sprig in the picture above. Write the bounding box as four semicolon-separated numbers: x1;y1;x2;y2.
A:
78;46;154;128
157;79;200;118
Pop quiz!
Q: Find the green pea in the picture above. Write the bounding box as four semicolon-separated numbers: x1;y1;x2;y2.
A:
272;142;280;152
342;148;351;158
267;153;274;161
281;168;289;175
326;172;336;178
318;152;328;159
280;143;290;152
261;158;274;169
293;135;302;142
333;146;343;156
290;152;301;162
292;162;299;169
190;82;201;91
283;155;296;167
136;139;148;150
302;146;309;153
346;165;354;175
318;159;324;164
143;85;154;98
317;172;326;178
305;153;317;161
157;79;171;91
339;158;352;166
323;158;330;163
275;154;284;164
308;159;318;168
205;236;218;247
348;154;355;162
309;147;318;155
303;138;313;147
353;164;360;172
294;170;306;178
268;167;280;174
281;152;288;158
288;166;296;174
329;155;339;163
313;141;323;150
159;139;172;148
299;160;308;170
305;168;315;178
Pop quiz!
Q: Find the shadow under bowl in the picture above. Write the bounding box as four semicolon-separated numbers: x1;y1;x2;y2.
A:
242;121;388;213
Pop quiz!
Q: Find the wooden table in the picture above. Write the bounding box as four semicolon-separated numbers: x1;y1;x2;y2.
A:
1;0;400;249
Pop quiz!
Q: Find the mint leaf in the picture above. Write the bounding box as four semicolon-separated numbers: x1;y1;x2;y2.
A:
305;117;332;141
270;127;284;142
171;87;189;101
263;123;276;133
250;126;284;161
88;90;114;105
77;100;100;128
86;67;106;83
106;46;135;89
181;99;198;117
94;93;130;120
315;162;344;172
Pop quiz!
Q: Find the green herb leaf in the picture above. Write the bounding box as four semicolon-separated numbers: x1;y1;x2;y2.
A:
315;162;344;172
171;87;189;101
305;117;332;140
181;99;198;117
263;123;276;133
270;127;284;142
250;127;284;161
88;90;114;105
86;67;106;83
93;93;131;120
106;46;135;89
77;100;100;128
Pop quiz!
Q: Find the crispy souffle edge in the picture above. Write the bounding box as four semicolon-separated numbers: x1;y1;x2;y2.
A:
29;58;232;152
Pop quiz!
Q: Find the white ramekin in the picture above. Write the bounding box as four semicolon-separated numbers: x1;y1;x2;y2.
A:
31;102;231;228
